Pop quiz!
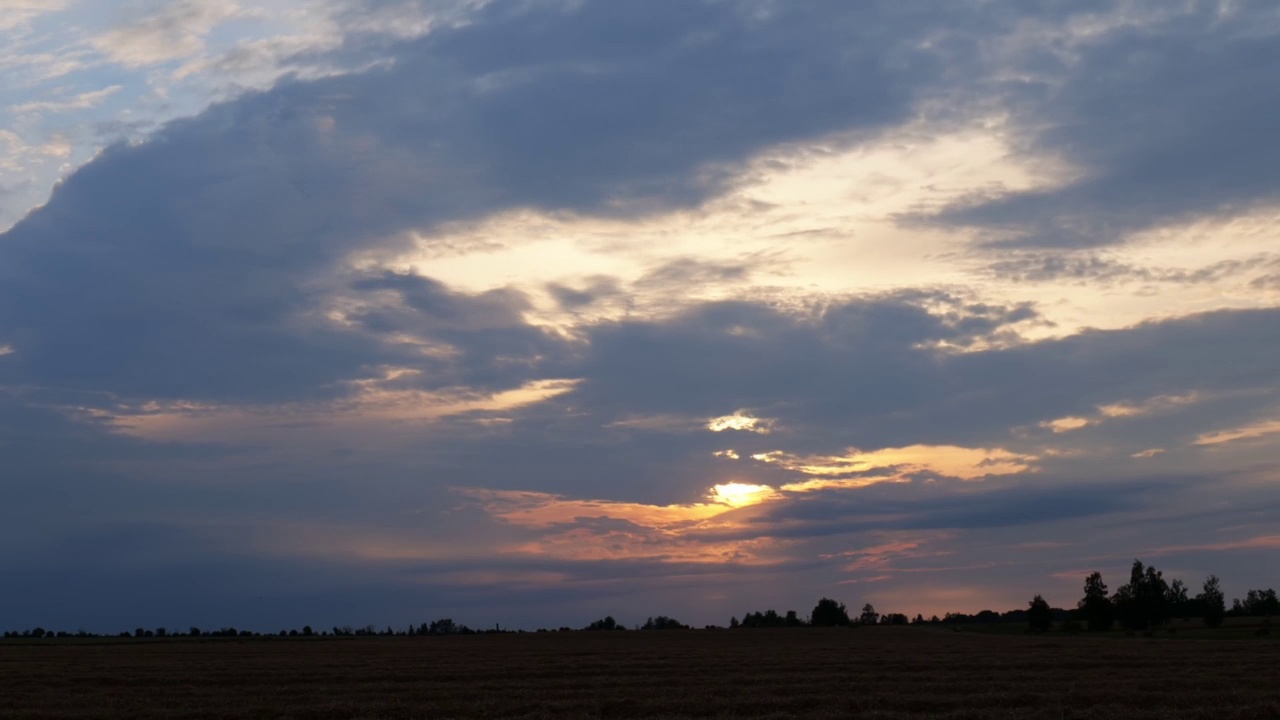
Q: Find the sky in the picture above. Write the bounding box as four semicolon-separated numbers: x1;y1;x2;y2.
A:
2;0;1279;633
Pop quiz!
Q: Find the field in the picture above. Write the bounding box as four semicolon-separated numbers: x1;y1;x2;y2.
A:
3;628;1278;719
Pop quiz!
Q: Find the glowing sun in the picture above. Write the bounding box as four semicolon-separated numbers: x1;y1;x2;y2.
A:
709;482;776;508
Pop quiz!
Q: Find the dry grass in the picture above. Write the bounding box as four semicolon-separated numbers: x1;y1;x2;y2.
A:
2;628;1278;719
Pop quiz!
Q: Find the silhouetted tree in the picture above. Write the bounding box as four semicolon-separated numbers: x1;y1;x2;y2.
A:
1167;578;1190;619
584;616;619;631
641;616;686;630
302;625;314;637
1113;560;1170;631
1198;575;1226;628
1239;588;1280;616
859;603;879;626
881;613;909;626
810;598;851;627
1078;571;1114;631
739;610;788;628
1027;595;1053;632
427;618;466;635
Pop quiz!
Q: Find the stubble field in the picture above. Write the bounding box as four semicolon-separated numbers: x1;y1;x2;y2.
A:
2;627;1278;719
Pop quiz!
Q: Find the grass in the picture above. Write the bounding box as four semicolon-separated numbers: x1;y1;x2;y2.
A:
2;627;1278;719
950;616;1271;639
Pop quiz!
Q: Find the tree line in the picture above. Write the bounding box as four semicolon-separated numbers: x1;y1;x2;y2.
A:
3;559;1275;640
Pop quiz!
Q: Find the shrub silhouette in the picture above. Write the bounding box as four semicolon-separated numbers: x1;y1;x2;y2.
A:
858;603;878;626
584;616;620;631
1027;595;1053;632
810;598;851;627
1239;588;1279;616
738;609;805;628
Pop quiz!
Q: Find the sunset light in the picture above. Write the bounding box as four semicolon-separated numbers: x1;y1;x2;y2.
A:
709;482;777;508
1;0;1277;678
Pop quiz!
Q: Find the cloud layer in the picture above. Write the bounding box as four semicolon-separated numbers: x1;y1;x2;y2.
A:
1;0;1278;631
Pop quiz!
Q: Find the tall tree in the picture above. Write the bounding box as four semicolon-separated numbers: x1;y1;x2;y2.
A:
859;603;879;626
1114;560;1170;631
1197;575;1226;628
1027;595;1053;632
1078;571;1114;632
1166;578;1191;620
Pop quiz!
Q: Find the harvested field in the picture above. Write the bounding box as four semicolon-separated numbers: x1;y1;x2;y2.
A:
2;628;1278;719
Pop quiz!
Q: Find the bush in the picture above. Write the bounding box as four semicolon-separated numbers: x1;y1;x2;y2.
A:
810;598;851;627
1027;595;1053;632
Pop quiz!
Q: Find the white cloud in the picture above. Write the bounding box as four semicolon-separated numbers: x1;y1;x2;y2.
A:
11;85;123;114
707;411;773;434
0;0;69;32
1194;419;1280;447
0;130;70;173
92;1;246;67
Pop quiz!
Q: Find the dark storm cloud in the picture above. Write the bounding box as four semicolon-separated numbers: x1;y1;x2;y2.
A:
544;293;1032;455
536;301;1280;458
726;475;1189;541
373;296;1280;514
546;276;624;310
0;0;973;404
346;270;574;389
925;2;1280;247
5;0;1275;402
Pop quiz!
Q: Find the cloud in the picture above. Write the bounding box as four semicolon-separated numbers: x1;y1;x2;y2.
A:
0;0;969;406
10;85;123;115
0;0;69;32
92;1;247;68
1194;419;1280;447
2;0;1280;631
923;2;1280;248
986;252;1280;286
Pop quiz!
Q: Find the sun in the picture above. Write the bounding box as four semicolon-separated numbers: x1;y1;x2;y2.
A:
709;482;776;508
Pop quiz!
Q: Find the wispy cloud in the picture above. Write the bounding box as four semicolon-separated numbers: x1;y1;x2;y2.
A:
11;85;122;115
91;1;246;68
